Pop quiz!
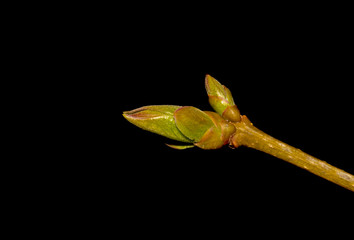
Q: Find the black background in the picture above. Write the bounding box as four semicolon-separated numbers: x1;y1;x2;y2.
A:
8;3;354;237
51;4;354;234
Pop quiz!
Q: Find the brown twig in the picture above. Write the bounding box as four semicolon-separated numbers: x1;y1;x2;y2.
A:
231;115;354;192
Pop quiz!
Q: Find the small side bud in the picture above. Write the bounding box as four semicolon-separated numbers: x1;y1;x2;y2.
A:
205;74;241;122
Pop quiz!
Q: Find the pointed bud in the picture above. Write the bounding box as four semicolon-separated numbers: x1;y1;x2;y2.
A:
123;105;236;150
205;74;241;122
123;105;193;143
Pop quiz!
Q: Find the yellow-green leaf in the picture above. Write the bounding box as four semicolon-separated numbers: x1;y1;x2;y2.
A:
165;144;195;150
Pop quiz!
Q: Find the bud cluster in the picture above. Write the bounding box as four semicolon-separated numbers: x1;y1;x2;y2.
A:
123;75;241;149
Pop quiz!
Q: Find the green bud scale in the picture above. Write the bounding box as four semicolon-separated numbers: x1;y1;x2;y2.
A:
123;105;235;150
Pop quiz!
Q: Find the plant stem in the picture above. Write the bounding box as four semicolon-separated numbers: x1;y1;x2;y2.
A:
231;115;354;192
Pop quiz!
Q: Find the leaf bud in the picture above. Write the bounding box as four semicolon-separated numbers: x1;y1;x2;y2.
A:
123;105;236;150
123;105;193;143
205;74;241;122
